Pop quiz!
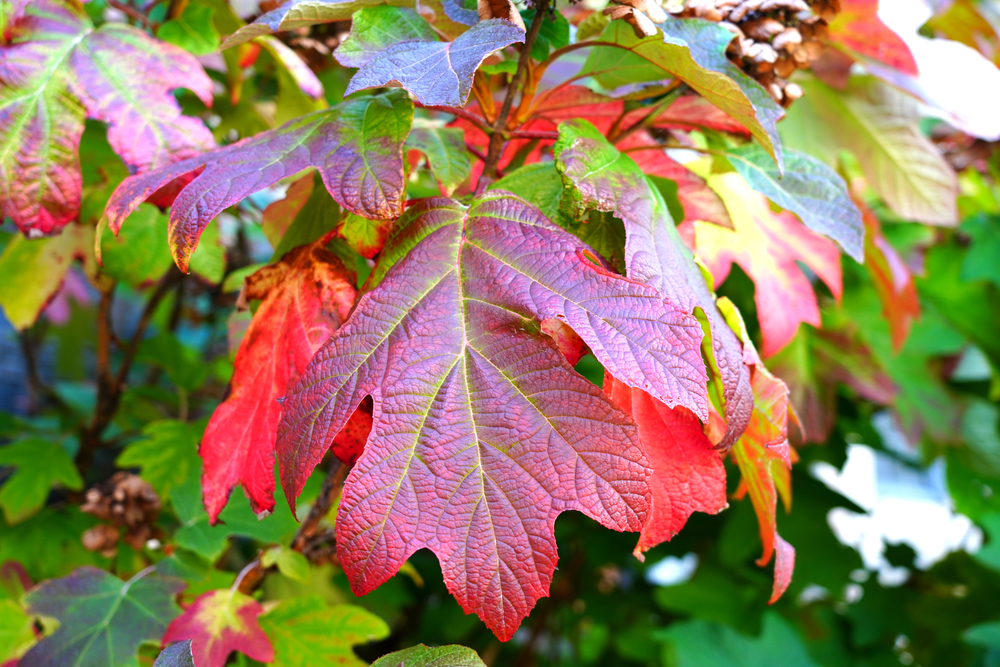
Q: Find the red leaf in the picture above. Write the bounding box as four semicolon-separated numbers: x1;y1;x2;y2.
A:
605;377;727;560
770;532;795;604
278;192;711;640
162;590;274;667
860;197;920;351
692;174;842;358
201;242;355;522
827;0;918;75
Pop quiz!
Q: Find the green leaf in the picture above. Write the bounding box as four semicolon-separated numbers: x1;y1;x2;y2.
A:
489;162;571;227
23;566;185;667
370;644;486;667
334;6;438;68
725;144;864;261
261;546;311;583
964;620;1000;649
960;213;1000;287
656;613;822;667
99;203;173;287
0;598;36;663
522;8;570;61
0;508;106;581
260;595;390;667
781;76;958;225
171;474;297;561
0;224;93;331
0;438;83;524
187;221;226;285
157;3;221;56
116;420;205;498
582;19;783;169
405;123;472;195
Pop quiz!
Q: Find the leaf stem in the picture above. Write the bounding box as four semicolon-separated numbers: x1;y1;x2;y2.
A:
478;0;552;188
420;104;493;135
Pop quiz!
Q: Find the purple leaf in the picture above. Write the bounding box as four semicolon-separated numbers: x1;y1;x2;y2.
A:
277;192;708;639
344;19;525;108
102;91;413;272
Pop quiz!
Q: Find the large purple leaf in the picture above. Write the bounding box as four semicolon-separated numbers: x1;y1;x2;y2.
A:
277;192;708;640
554;119;753;449
102;91;413;272
0;0;214;237
343;19;525;108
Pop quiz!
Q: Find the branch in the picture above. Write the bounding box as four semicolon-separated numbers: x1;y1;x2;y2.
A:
419;104;493;135
477;0;553;188
504;129;559;141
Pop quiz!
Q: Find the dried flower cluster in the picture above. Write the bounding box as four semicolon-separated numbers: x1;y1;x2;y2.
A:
80;472;161;557
603;0;840;106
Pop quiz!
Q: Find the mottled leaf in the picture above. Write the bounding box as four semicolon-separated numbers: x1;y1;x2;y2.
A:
405;123;472;195
726;144;864;261
278;192;711;639
605;377;726;560
202;242;355;522
221;0;407;49
259;595;390;667
163;589;273;667
554;119;752;449
582;19;783;170
371;644;486;667
693;173;842;358
344;19;525;107
781;76;958;226
22;566;185;667
0;438;83;524
103;91;413;271
116;420;204;499
0;0;215;236
153;641;195;667
334;6;438;68
826;0;918;74
0;223;92;330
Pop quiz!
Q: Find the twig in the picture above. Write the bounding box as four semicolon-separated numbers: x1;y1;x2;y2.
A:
608;83;685;143
504;129;559;141
107;0;156;29
477;0;553;188
419;104;493;135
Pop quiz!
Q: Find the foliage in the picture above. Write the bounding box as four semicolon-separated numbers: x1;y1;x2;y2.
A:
0;0;999;666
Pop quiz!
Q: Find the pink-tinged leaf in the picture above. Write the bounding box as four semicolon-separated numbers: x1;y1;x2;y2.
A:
628;94;752;137
860;196;920;351
278;192;710;640
0;0;214;236
528;86;623;134
102;91;412;272
260;172;316;248
162;589;274;667
622;132;732;229
692;173;842;359
343;19;525;108
606;376;726;561
202;242;356;522
770;532;795;604
255;35;324;100
827;0;918;75
554;119;752;450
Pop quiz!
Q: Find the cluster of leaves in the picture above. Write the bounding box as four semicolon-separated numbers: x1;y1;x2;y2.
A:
1;0;1000;665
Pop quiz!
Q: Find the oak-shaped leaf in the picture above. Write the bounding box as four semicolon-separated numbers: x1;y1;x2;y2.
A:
221;0;407;49
605;377;726;560
102;91;413;272
162;589;274;667
259;595;390;667
22;566;185;667
278;192;710;640
0;437;83;524
725;144;864;261
0;0;214;236
116;419;204;499
554;119;753;449
582;19;784;170
153;641;195;667
334;6;438;68
406;123;472;195
692;173;842;359
342;19;525;108
371;644;486;667
202;242;355;522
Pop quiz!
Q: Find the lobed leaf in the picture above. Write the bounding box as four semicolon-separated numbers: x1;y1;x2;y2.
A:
102;91;413;272
153;641;195;667
0;0;215;236
0;438;83;524
278;192;710;639
116;420;204;499
554;119;752;449
23;566;185;667
201;242;356;522
405;123;472;195
692;173;842;359
725;145;864;261
343;19;525;108
162;589;274;667
0;598;36;663
334;6;438;68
